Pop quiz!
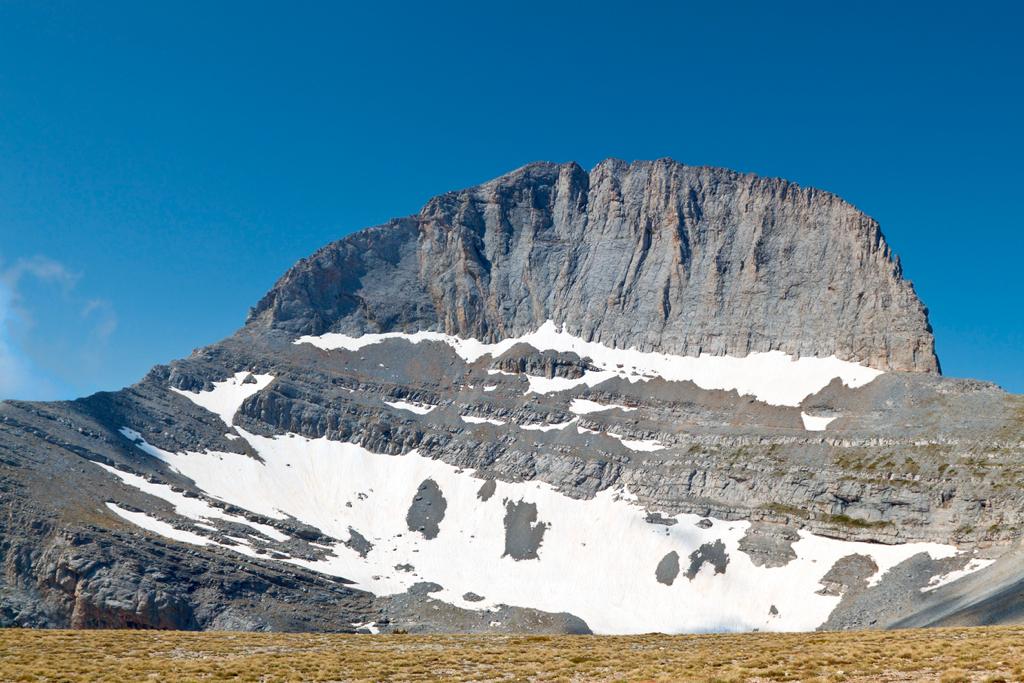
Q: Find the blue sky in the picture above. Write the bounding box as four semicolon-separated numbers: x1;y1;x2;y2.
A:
1;1;1022;399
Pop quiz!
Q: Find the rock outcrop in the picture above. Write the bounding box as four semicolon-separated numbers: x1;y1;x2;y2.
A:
250;159;938;373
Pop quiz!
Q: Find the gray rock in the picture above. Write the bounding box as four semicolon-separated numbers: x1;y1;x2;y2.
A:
685;540;729;580
477;479;496;502
250;159;938;373
491;345;595;379
655;551;681;586
738;523;800;568
502;500;548;561
406;479;447;540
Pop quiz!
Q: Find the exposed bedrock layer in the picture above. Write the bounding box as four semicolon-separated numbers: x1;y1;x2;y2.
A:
250;159;938;373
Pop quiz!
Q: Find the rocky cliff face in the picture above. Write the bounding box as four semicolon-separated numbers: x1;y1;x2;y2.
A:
250;159;938;373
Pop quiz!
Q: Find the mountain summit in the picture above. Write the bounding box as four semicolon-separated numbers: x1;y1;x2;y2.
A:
1;161;1017;634
251;159;938;372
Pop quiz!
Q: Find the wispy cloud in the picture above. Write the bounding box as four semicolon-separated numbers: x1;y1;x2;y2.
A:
0;255;79;291
0;256;117;401
81;298;118;342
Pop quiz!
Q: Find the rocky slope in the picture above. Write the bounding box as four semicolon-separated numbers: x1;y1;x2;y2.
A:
1;159;1019;634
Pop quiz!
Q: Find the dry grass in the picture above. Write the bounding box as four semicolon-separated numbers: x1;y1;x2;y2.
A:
2;626;1024;682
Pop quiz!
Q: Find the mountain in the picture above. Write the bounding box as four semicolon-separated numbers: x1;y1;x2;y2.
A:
1;159;1021;634
250;159;937;372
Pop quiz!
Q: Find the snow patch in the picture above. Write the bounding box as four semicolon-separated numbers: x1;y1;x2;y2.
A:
295;321;882;406
106;503;212;547
569;399;636;415
801;413;838;431
119;427;175;460
461;415;506;426
352;621;380;634
170;372;275;426
120;427;143;442
96;460;290;542
607;433;666;452
922;557;996;592
383;400;436;415
520;418;578;432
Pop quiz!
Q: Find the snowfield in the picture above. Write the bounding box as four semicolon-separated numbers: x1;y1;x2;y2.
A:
89;375;989;634
104;426;969;633
294;321;884;407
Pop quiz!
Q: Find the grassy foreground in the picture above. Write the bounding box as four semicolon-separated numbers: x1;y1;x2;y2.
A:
2;627;1024;682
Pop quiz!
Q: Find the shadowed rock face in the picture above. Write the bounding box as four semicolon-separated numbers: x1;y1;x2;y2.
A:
476;480;496;502
686;540;729;580
407;479;447;540
502;501;548;561
656;551;681;586
345;527;373;558
250;159;938;373
491;346;595;380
